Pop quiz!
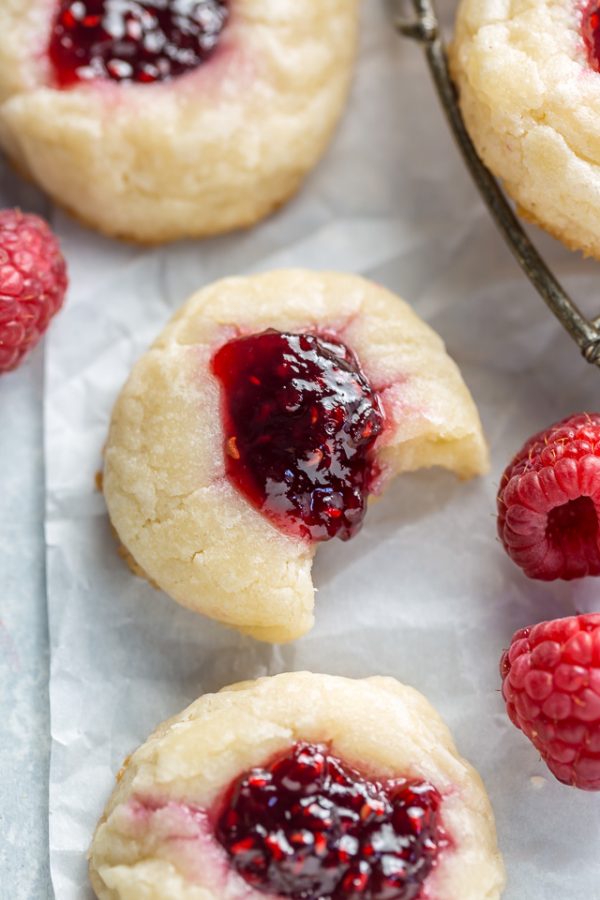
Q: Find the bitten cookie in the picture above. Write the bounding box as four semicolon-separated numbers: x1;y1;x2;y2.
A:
451;0;600;258
89;672;506;900
103;270;488;643
0;1;359;242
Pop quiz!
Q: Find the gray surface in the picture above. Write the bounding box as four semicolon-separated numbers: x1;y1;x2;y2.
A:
0;171;52;900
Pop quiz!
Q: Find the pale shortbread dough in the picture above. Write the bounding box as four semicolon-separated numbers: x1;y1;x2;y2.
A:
0;0;358;243
103;270;488;643
89;673;505;900
451;0;600;257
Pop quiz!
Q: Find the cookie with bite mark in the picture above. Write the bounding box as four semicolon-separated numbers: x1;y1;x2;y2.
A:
103;270;488;642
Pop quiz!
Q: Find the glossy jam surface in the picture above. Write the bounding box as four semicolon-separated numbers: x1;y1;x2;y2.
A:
49;0;228;86
216;743;445;900
211;330;385;542
583;4;600;71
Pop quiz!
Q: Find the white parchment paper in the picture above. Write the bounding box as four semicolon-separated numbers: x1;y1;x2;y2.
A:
45;2;600;897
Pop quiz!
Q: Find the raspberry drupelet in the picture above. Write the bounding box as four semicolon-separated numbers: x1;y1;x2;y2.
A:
0;210;67;373
497;413;600;580
216;742;447;900
501;614;600;790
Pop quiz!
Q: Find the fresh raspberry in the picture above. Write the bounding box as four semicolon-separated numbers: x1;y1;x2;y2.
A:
501;614;600;790
216;742;446;900
0;210;67;373
497;413;600;580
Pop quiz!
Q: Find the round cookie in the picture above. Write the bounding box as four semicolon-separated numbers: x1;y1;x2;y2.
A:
89;672;506;900
0;1;359;243
451;0;600;258
103;270;488;643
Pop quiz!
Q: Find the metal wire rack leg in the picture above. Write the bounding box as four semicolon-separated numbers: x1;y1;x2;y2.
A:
394;0;600;367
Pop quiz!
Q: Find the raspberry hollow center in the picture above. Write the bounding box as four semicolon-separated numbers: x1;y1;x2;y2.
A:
216;743;446;900
545;493;600;576
546;495;599;553
49;0;228;87
211;330;385;542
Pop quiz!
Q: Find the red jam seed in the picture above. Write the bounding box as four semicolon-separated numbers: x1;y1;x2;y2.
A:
49;0;228;87
216;742;446;900
211;330;385;542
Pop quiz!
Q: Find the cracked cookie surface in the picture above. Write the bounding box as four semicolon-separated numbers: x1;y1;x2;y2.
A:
451;0;600;257
103;270;488;642
0;0;358;242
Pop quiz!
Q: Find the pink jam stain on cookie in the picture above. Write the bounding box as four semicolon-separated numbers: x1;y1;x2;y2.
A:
211;330;385;543
216;742;447;900
582;3;600;69
120;798;243;892
49;0;228;87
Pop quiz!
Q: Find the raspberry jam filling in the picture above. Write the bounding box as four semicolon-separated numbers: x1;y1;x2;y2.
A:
211;330;385;542
583;3;600;70
216;742;446;900
49;0;228;87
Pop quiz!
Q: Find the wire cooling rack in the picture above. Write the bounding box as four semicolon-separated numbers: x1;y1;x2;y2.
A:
393;0;600;367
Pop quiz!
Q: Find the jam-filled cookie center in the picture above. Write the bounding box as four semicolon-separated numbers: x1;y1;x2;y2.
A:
49;0;228;86
216;742;446;900
583;3;600;70
211;330;385;543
